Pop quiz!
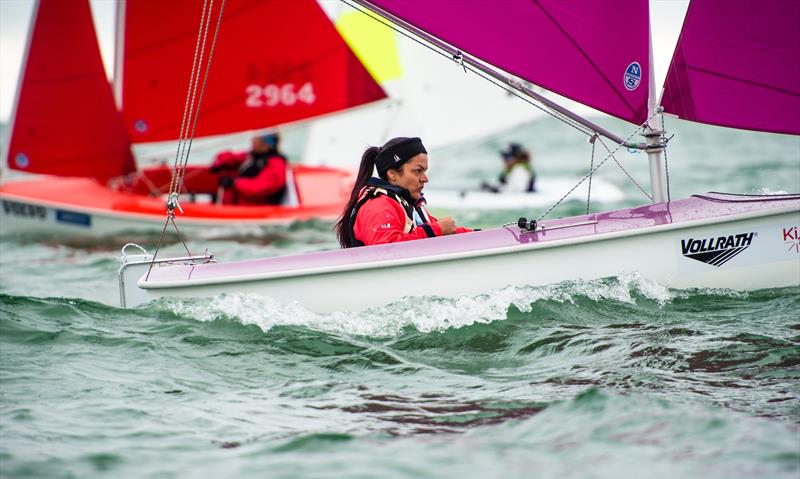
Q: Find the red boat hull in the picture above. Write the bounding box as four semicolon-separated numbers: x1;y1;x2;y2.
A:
0;165;353;237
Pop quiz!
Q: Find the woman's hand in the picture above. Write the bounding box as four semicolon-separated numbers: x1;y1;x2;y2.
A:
438;217;457;235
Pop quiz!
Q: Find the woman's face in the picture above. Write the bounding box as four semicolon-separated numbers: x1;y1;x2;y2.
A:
387;153;429;201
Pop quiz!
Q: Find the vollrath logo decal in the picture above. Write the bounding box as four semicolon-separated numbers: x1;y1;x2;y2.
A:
680;232;756;267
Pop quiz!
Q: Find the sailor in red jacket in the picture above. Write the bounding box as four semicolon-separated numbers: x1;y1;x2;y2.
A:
210;133;287;205
335;137;471;248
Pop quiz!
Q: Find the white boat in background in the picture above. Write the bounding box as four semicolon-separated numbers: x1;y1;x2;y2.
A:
423;176;624;211
119;0;800;311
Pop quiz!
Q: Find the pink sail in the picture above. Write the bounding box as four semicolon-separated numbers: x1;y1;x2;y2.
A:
662;1;800;135
121;0;387;143
364;0;650;125
7;0;135;182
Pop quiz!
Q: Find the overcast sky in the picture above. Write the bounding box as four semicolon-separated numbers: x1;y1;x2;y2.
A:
0;0;688;122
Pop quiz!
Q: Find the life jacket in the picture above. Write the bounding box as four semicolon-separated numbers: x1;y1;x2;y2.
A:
235;151;287;204
346;178;433;248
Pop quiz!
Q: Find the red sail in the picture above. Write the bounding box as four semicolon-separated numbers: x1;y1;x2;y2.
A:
121;0;387;143
7;0;135;182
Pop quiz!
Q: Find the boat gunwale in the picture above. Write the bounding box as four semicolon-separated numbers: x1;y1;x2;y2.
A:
0;187;340;225
139;201;800;290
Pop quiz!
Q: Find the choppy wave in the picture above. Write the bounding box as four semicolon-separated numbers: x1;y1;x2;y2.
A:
3;283;799;478
160;273;674;337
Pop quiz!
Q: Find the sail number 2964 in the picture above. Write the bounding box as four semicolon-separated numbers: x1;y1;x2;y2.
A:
245;82;316;108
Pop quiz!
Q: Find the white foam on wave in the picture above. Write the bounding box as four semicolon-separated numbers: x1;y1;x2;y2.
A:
755;187;790;195
160;272;673;338
668;287;749;301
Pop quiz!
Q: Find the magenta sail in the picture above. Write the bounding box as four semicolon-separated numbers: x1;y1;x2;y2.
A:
661;0;800;135
365;0;650;125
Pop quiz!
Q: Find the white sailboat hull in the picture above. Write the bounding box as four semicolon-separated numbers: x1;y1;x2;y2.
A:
135;195;800;312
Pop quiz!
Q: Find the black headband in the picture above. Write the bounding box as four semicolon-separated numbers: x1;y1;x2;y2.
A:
375;137;427;176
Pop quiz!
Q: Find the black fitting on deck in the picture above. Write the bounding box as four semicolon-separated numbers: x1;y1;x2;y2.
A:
517;217;537;231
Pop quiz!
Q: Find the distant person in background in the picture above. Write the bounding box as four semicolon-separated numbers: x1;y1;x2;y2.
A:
335;137;472;248
210;132;287;205
481;142;536;193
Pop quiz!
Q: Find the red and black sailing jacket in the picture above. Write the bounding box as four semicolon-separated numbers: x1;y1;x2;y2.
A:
211;150;287;205
346;178;470;247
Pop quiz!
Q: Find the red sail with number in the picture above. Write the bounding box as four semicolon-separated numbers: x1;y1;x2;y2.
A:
120;0;386;143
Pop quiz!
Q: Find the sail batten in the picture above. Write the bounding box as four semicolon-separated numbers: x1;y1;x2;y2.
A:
661;0;800;135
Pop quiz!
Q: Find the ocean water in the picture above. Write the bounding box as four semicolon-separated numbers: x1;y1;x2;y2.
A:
1;116;799;478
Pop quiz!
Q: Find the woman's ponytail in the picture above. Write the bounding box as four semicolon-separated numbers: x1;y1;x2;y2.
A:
335;146;379;248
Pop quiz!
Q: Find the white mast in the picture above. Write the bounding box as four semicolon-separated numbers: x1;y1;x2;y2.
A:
113;0;126;111
644;19;667;204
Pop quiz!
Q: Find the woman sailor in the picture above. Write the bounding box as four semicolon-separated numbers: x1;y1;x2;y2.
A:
335;137;472;248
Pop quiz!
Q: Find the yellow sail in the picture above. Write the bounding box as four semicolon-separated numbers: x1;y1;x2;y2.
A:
335;10;402;84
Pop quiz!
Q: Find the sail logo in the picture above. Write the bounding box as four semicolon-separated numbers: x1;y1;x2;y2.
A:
784;226;800;253
14;153;29;168
133;120;149;133
680;232;755;267
624;62;641;91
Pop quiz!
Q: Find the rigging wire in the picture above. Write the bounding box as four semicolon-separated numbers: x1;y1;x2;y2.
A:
175;0;227;199
145;0;226;280
595;135;653;200
533;108;663;223
662;112;672;202
168;0;214;202
586;135;597;215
